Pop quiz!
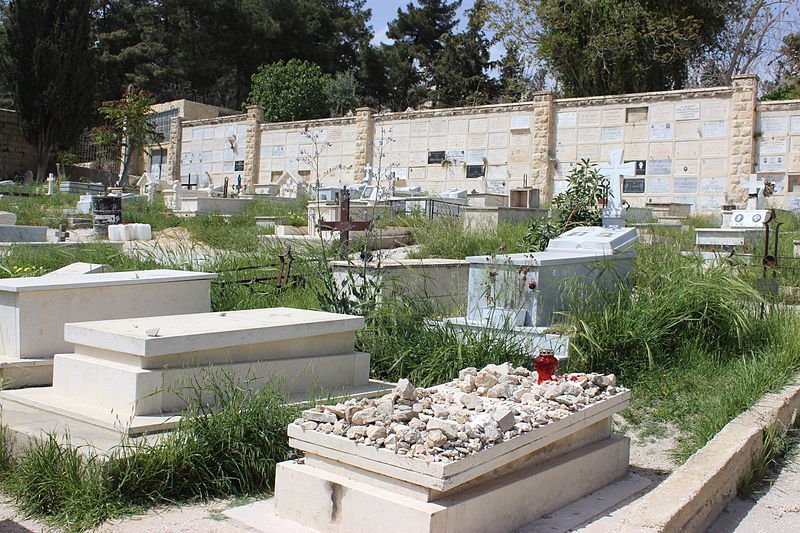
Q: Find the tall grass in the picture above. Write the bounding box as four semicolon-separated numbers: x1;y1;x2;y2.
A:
1;376;298;532
408;218;530;259
0;190;79;228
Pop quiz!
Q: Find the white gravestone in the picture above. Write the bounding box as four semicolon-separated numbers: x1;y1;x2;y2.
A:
597;150;636;227
695;209;768;249
742;174;766;210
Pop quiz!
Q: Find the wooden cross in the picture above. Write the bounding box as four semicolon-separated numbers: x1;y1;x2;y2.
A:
55;224;70;242
319;187;370;248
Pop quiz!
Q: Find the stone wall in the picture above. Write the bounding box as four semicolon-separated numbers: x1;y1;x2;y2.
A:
0;109;37;178
171;78;800;213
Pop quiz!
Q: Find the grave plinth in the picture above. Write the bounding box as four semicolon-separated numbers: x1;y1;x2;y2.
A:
695;209;766;250
274;384;630;533
441;227;638;359
0;269;214;388
3;308;389;434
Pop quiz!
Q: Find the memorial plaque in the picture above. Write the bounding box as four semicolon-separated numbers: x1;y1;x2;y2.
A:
409;152;427;166
412;121;430;136
410;137;428;152
602;126;624;142
603;108;625;125
675;141;700;158
467;149;487;164
672;196;696;210
623;178;645;193
272;146;285;156
489;115;509;131
510;133;531;147
556;144;577;161
579;109;601;126
391;167;408;180
557;128;577;145
408;167;426;180
285;158;297;169
202;139;214;151
625;160;646;175
510;115;531;131
510;147;530;162
468;134;488;148
676;103;701;121
428;151;446;164
487;180;507;194
649;159;672;175
760;116;787;134
222;161;234;172
758;136;787;155
625;143;648;159
674;177;697;193
647;177;671;194
649;142;673;158
650;123;673;140
446;150;465;163
791;116;800;133
488;132;509;148
628;123;649;140
701;158;727;176
487;148;507;162
429;120;447;136
701;101;728;119
576;145;599;161
698;196;725;213
577;127;600;143
702;139;728;157
557;112;577;128
758;155;785;172
702;121;727;138
650;104;674;122
466;165;485;178
327;129;343;142
469;118;488;133
676;121;701;139
487;165;507;179
700;177;725;193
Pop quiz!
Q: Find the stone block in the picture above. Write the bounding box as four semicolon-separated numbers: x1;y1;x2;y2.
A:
0;224;46;242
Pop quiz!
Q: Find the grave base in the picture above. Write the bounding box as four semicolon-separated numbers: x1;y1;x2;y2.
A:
695;228;762;249
439;317;569;360
0;356;53;388
274;434;629;533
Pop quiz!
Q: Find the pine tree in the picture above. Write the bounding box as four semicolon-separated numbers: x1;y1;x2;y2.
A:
2;0;95;180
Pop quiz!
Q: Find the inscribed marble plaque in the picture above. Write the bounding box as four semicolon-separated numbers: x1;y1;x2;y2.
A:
577;127;600;143
649;159;672;175
602;108;625;126
674;177;697;194
650;104;674;122
429;120;447;136
701;101;728;119
672;196;696;210
510;148;530;162
650;123;674;140
487;180;508;194
791;116;800;133
647;177;671;194
428;151;446;164
649;142;673;158
701;158;727;176
579;109;601;126
408;167;426;180
409;152;427;166
760;116;787;134
489;115;509;132
627;123;649;140
758;155;785;172
510;115;531;131
487;148;507;162
758;136;787;155
488;132;509;148
412;121;430;136
428;136;445;151
675;141;700;158
466;165;485;178
468;134;488;148
676;103;701;121
510;133;531;147
556;144;576;161
602;126;624;142
272;146;285;157
557;112;577;128
702;139;727;157
576;145;599;161
467;149;487;164
487;165;508;179
624;143;648;159
700;177;725;193
702;121;727;138
698;196;725;213
446;150;465;163
469;118;488;133
557;128;577;145
676;121;701;139
623;178;645;193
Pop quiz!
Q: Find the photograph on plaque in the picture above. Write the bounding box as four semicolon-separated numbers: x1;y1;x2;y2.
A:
427;151;446;164
759;155;785;172
626;160;646;175
466;164;485;179
445;150;465;163
650;122;673;140
623;178;645;194
234;160;244;171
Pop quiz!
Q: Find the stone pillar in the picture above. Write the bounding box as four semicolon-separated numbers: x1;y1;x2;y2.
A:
354;107;374;183
166;116;183;182
727;74;759;206
244;105;264;188
529;92;555;200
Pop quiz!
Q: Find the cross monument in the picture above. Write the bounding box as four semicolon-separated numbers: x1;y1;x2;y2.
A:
597;150;636;227
742;173;766;210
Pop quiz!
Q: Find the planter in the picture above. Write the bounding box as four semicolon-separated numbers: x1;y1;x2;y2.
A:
482;307;527;328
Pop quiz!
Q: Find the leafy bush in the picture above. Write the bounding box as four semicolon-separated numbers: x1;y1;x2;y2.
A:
246;59;331;122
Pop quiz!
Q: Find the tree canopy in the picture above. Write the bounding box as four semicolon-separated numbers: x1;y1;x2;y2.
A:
246;60;332;122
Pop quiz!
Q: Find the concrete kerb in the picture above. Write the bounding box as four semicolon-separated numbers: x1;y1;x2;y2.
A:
616;377;800;533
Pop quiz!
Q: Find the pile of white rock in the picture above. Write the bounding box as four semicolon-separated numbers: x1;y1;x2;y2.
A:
295;362;626;463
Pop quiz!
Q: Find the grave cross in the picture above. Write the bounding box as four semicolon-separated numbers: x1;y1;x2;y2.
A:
363;164;374;184
597;150;636;227
742;173;766;210
319;187;370;251
55;224;70;243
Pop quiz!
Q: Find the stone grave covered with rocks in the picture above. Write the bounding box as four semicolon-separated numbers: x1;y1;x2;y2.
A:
442;226;638;360
273;362;629;533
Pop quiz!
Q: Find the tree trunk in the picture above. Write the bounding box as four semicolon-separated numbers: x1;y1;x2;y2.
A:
35;126;53;183
116;140;136;187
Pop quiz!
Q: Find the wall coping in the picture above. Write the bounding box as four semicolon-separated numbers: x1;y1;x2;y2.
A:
555;86;733;107
259;116;357;131
182;113;247;127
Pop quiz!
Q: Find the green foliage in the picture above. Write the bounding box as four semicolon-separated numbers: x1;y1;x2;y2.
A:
387;0;461;74
524;159;605;251
2;0;95;179
246;59;331;122
762;31;800;101
327;71;362;117
0;188;78;227
409;218;531;259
